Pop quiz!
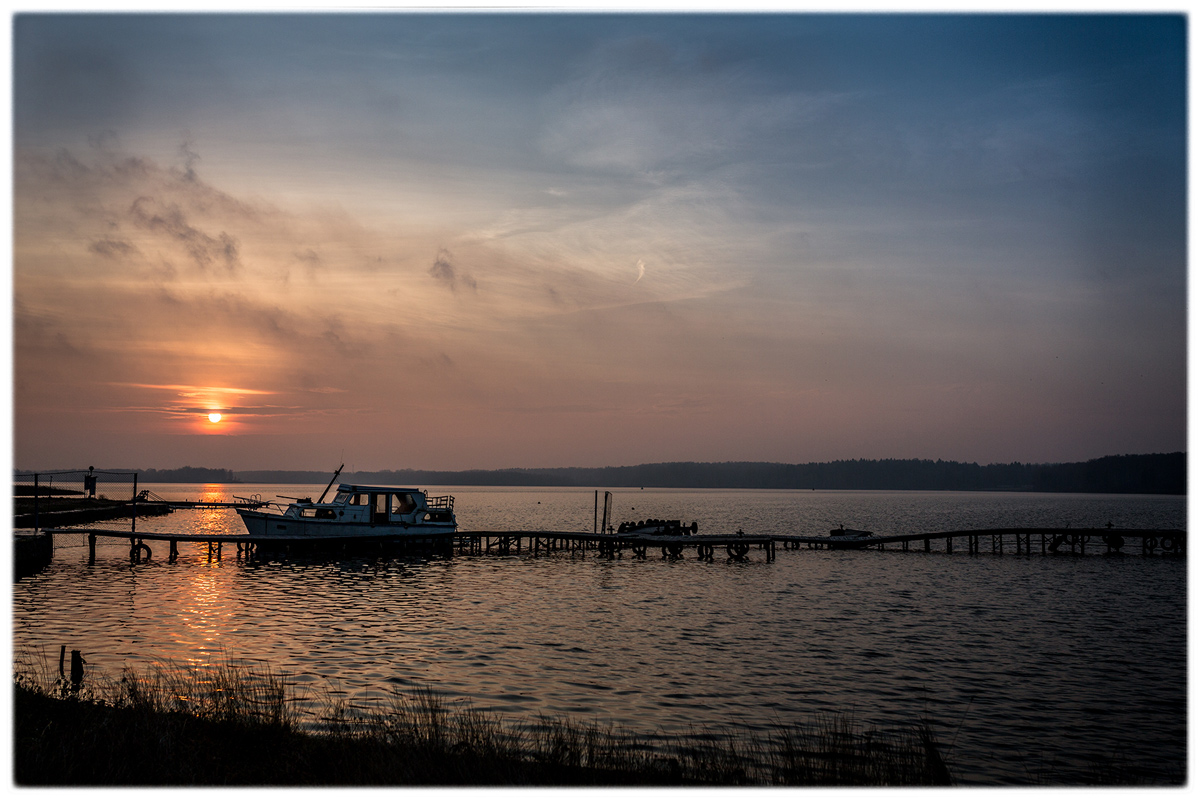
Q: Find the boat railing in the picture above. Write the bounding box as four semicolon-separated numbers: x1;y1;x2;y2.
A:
427;494;455;512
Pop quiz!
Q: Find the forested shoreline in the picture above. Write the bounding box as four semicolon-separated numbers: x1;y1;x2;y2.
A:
78;453;1187;494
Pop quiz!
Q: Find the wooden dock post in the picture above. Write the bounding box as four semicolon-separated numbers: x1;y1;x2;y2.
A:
69;650;84;692
88;533;96;564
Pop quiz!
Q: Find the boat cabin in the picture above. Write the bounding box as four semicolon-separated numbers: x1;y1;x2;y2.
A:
288;484;455;526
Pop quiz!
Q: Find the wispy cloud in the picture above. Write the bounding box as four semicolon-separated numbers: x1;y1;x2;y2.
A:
110;383;275;396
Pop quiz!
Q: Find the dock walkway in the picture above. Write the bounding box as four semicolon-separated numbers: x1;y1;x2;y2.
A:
778;527;1185;557
47;525;1183;564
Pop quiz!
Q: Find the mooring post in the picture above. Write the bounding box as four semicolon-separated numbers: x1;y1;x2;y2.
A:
33;473;39;534
88;533;96;564
924;536;931;552
131;474;138;535
58;644;66;679
69;650;84;692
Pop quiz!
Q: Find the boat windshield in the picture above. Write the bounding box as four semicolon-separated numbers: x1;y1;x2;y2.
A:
333;490;353;505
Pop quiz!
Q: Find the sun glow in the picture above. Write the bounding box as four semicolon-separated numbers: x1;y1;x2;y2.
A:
208;412;223;424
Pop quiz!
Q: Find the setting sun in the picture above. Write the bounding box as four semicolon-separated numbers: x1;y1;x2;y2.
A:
208;412;223;424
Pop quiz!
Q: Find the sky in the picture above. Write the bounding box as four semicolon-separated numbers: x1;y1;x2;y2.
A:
10;12;1188;472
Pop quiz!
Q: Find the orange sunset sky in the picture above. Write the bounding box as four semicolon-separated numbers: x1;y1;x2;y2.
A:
12;13;1188;471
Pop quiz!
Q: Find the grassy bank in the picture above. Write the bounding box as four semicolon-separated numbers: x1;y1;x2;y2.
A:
13;656;951;786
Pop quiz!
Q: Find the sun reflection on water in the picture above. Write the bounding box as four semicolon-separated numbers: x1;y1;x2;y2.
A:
174;565;237;657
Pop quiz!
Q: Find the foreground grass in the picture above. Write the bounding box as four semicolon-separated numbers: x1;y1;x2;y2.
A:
13;655;951;786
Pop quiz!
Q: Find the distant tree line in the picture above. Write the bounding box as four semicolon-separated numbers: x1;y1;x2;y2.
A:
231;452;1185;494
136;466;242;484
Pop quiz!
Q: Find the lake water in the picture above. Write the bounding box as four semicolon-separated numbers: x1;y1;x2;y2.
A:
12;485;1187;785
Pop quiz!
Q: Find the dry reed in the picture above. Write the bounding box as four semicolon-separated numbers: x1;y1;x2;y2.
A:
13;647;951;786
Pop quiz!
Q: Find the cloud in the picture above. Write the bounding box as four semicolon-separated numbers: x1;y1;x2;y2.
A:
428;248;477;292
111;383;275;396
177;135;201;182
294;248;322;267
128;195;241;272
88;237;138;260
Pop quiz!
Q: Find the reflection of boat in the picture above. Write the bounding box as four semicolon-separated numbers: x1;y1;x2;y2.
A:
827;526;875;548
236;482;456;540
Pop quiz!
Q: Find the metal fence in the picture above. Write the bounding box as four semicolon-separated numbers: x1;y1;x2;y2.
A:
13;468;140;531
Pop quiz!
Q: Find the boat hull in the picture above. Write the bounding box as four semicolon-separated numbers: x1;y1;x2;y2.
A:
236;509;457;540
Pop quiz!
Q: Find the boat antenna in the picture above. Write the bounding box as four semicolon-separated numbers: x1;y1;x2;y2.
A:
317;464;344;503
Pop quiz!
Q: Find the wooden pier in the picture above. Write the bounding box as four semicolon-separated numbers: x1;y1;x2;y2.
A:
48;525;1184;565
778;527;1185;557
457;531;776;561
57;528;460;563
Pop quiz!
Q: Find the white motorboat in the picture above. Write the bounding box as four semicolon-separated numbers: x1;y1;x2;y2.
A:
236;477;456;540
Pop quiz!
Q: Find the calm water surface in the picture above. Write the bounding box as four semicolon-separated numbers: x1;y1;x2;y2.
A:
12;486;1187;785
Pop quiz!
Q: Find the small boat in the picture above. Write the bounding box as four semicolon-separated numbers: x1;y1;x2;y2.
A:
828;526;874;539
236;468;455;540
616;518;698;535
827;525;875;548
